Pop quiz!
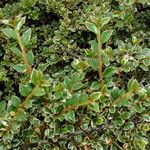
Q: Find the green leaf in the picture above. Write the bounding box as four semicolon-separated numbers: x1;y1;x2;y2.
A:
64;125;74;133
104;66;116;78
71;72;85;83
96;117;104;125
31;69;38;85
89;40;98;54
89;92;102;101
89;102;100;112
110;145;118;150
65;95;79;107
78;93;88;106
65;110;76;123
64;77;73;89
119;99;131;107
101;30;113;44
21;28;32;45
142;59;150;66
109;107;116;113
16;111;27;121
37;63;49;72
101;17;111;27
102;53;110;66
30;69;43;85
124;122;134;130
140;64;149;71
127;79;139;91
13;64;26;73
85;21;98;34
25;99;35;108
139;48;150;57
11;47;22;58
26;51;34;64
91;81;100;91
11;96;21;107
142;114;150;122
88;58;98;70
134;137;148;150
121;111;131;119
2;28;16;39
19;84;32;96
0;101;6;113
34;87;46;96
17;16;26;30
133;104;143;113
72;82;84;91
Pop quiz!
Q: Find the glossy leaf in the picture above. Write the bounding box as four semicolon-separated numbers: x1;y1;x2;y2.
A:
17;16;26;30
127;79;139;91
26;51;34;64
104;66;116;78
19;84;32;96
65;110;76;123
85;21;98;34
89;92;102;101
0;101;6;113
78;93;88;106
89;102;100;112
13;64;26;73
2;28;16;39
34;87;46;96
11;47;22;58
30;69;43;85
21;28;32;45
101;17;111;27
11;96;21;107
101;30;113;44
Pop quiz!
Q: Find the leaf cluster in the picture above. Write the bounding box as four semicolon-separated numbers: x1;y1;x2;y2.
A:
0;0;150;149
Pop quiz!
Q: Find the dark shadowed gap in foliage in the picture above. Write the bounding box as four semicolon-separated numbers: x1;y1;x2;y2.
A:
36;113;45;121
76;1;84;9
0;45;5;60
136;68;150;86
110;0;119;10
68;30;95;49
80;30;96;48
0;81;6;98
0;0;19;8
116;29;132;40
44;59;74;76
137;12;150;30
26;2;62;27
135;2;150;12
26;12;61;27
84;70;99;82
5;72;19;96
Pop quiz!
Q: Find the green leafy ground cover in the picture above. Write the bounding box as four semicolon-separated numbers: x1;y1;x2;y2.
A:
0;0;150;149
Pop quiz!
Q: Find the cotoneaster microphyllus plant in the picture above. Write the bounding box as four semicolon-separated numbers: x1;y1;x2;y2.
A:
0;0;150;149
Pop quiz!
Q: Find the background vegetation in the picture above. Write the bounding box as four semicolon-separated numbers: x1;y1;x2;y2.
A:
0;0;150;149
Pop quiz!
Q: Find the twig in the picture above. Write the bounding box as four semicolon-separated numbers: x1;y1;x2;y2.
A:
109;91;132;108
14;84;40;119
97;27;104;86
13;20;32;74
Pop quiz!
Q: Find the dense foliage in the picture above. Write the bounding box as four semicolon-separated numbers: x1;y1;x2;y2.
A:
0;0;150;149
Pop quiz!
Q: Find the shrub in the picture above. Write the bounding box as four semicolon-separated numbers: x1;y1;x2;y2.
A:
0;0;150;149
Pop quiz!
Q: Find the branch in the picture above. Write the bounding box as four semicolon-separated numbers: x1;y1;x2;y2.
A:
109;91;132;108
58;119;111;140
13;21;32;74
97;27;104;86
109;89;139;109
13;84;40;119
